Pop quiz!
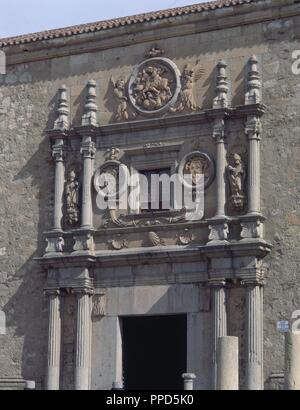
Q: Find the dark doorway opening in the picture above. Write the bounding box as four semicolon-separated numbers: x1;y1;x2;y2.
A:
122;315;187;390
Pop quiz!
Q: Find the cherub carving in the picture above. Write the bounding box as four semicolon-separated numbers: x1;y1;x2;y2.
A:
111;77;129;121
171;64;204;113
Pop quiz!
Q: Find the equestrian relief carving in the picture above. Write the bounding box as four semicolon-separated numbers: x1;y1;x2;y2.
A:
111;49;203;121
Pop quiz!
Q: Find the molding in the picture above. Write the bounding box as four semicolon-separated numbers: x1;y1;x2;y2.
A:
37;240;272;269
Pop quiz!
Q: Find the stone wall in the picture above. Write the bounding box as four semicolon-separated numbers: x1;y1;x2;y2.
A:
0;0;299;388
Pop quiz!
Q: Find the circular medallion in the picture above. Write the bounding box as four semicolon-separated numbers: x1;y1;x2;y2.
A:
94;160;129;200
128;57;181;116
178;151;215;189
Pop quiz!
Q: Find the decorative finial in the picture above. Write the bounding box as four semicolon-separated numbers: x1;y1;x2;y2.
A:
54;85;69;130
245;55;261;105
81;80;98;126
213;60;229;109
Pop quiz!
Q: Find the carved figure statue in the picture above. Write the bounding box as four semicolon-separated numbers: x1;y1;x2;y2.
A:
112;77;129;121
227;153;246;210
65;170;80;225
171;64;204;113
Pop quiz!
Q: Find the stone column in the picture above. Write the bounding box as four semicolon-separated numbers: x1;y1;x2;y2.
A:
182;373;196;390
243;280;263;390
52;139;65;230
74;289;93;390
210;281;227;389
246;116;261;215
217;336;239;390
212;118;226;218
45;290;62;390
80;138;96;229
284;332;300;390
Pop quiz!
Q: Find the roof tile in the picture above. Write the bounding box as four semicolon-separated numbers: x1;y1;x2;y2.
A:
0;0;259;47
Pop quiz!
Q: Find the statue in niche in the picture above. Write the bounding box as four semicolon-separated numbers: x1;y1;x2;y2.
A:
227;153;246;211
65;170;80;225
111;77;130;122
132;64;173;111
171;64;204;113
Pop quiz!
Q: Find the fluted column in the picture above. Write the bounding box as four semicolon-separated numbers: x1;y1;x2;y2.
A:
80;138;96;228
52;140;65;230
212;119;226;218
210;281;228;389
45;290;62;390
74;289;93;390
246;116;261;215
243;280;263;390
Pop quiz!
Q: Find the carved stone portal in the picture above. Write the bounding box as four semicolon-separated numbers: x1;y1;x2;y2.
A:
128;57;181;116
227;153;246;211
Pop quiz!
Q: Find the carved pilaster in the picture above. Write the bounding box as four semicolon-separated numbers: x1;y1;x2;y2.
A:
54;85;69;131
245;116;262;215
213;60;229;109
245;56;261;105
74;288;93;390
81;80;98;127
242;279;264;390
209;281;228;390
45;289;62;390
212;118;227;218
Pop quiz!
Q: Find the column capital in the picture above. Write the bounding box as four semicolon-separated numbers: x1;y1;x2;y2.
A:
52;143;65;162
212;117;226;143
245;116;261;140
208;280;227;288
73;287;94;297
241;278;265;287
44;288;61;297
80;141;96;159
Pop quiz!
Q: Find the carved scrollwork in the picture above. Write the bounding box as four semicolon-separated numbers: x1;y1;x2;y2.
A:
177;229;196;245
109;235;129;250
148;231;165;247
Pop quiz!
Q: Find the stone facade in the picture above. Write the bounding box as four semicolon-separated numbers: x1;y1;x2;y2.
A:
0;0;299;390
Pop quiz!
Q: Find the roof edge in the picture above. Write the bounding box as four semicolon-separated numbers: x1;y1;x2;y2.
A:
0;0;260;47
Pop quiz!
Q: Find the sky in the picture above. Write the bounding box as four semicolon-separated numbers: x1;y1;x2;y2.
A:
0;0;207;39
